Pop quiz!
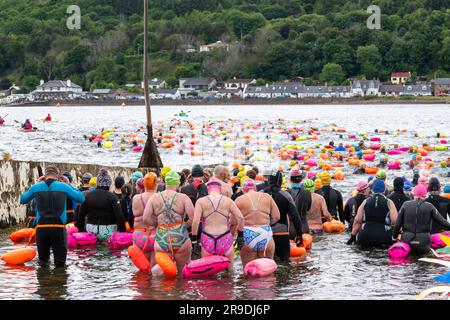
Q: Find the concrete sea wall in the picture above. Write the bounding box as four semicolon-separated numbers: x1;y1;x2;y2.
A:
0;160;149;228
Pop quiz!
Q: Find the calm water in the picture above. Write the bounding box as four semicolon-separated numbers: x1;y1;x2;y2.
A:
0;104;449;300
0;227;447;300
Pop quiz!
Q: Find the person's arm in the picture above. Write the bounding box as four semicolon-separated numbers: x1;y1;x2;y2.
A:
285;194;303;239
63;183;85;204
388;199;398;225
184;194;195;224
337;191;344;221
269;197;280;224
132;196;140;217
20;184;37;204
431;205;450;229
392;205;404;239
320;197;332;220
230;201;244;234
77;199;88;232
342;199;351;224
191;199;203;236
351;200;366;236
112;196;126;232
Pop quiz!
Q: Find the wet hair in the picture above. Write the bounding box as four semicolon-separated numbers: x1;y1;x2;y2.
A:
179;171;186;186
290;175;302;184
252;166;259;175
121;184;132;197
115;176;125;189
246;170;257;180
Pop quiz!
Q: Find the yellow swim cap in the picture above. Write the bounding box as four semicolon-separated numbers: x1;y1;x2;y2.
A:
314;179;323;190
89;177;97;188
161;166;171;179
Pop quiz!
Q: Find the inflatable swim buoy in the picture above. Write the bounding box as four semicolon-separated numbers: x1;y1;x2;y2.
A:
66;224;78;235
363;154;376;161
182;255;230;278
1;248;36;265
128;245;151;273
72;232;97;246
431;232;450;249
289;244;307;257
365;167;378;175
302;234;313;250
387;150;402;155
67;235;77;248
108;232;133;249
323;220;345;234
244;258;277;277
388;242;411;258
10;228;35;242
155;252;177;277
103;141;113;149
131;146;143;152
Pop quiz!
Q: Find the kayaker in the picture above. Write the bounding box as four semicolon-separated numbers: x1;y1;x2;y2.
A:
22;119;33;129
44;114;52;122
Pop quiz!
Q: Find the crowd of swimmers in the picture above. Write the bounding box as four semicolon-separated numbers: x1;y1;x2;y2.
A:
19;162;450;273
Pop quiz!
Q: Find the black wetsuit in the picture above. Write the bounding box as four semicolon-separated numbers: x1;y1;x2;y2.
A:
425;194;450;234
180;183;208;206
343;194;367;229
317;185;344;220
77;187;126;232
393;200;450;254
387;190;411;211
265;186;303;261
356;194;393;248
287;187;311;236
113;192;134;229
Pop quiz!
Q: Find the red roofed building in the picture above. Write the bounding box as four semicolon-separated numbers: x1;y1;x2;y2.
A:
391;71;411;84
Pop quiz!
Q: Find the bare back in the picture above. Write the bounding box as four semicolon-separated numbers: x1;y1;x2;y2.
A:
235;191;280;227
132;191;155;229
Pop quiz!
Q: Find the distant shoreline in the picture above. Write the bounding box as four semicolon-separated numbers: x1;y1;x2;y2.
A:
2;97;449;107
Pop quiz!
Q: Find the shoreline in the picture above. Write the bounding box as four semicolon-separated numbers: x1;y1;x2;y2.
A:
2;97;449;107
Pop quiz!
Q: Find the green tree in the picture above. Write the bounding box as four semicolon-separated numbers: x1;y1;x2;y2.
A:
357;45;382;79
320;63;345;85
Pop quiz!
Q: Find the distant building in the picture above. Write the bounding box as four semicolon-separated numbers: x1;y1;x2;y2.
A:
224;77;256;90
32;79;83;99
431;78;450;96
178;77;217;98
0;84;20;97
401;84;432;96
216;88;242;99
141;78;167;90
152;89;180;100
200;41;230;52
244;82;304;99
379;84;404;97
351;79;380;96
391;72;411;85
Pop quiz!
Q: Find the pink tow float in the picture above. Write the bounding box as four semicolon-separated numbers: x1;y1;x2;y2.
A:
370;144;381;150
387;161;401;170
132;146;143;152
363;154;376;161
431;232;450;249
370;137;381;142
244;258;277;277
108;232;133;249
182;255;230;278
388;242;411;258
72;232;97;246
387;150;403;155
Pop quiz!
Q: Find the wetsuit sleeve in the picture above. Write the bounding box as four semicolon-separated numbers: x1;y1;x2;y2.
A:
297;192;310;234
270;197;280;224
337;191;344;221
431;205;450;230
77;199;88;232
20;184;37;204
351;200;365;236
62;184;85;204
283;192;303;237
112;196;126;232
393;205;404;239
343;198;351;224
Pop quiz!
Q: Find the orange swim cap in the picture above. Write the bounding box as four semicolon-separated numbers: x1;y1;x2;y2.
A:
143;172;158;190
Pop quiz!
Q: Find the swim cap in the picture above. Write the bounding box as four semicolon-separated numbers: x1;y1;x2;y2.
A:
82;172;93;184
242;178;256;193
404;181;413;192
368;176;375;183
441;161;447;168
304;179;314;192
290;169;302;177
143;172;158;190
192;164;204;178
131;171;143;183
356;180;369;192
376;170;386;180
89;177;97;188
314;179;323;190
371;179;385;193
443;184;450;194
207;177;222;191
62;171;73;183
135;178;144;192
240;175;249;186
160;166;171;179
114;176;125;189
97;168;112;188
428;177;441;192
418;176;427;186
45;166;60;177
321;171;331;185
393;177;404;192
165;171;180;187
232;162;239;169
413;184;428;199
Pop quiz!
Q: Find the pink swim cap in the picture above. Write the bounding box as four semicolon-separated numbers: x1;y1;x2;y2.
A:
206;177;222;191
418;176;427;186
136;178;145;191
356;180;369;192
413;184;428;199
242;179;257;193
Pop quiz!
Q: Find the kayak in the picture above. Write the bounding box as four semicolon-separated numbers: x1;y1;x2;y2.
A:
18;128;38;132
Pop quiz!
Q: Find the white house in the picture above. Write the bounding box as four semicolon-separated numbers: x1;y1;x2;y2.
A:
32;79;83;99
178;77;217;98
401;84;432;96
351;79;380;96
200;41;230;52
152;89;180;100
141;78;167;90
224;77;256;91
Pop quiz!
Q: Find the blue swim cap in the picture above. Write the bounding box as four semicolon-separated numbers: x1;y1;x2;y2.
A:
368;176;375;183
131;171;143;182
357;151;363;159
371;179;385;193
444;184;450;194
404;181;413;192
